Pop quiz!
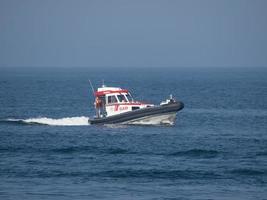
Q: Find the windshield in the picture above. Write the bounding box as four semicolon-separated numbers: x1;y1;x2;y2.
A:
117;94;127;102
108;95;118;104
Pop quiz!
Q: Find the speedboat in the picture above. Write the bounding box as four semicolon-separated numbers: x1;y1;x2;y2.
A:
88;84;184;125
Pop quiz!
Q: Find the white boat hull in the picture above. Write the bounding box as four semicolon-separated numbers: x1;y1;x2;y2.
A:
122;112;177;125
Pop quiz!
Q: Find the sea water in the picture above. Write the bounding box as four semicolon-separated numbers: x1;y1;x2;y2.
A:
0;67;266;199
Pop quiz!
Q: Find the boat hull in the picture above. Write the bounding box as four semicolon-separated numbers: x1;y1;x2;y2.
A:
122;112;177;125
88;101;184;125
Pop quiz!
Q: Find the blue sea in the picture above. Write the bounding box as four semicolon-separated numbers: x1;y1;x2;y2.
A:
0;67;266;200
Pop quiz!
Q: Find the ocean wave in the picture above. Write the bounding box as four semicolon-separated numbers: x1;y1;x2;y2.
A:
0;146;129;155
185;108;267;117
0;146;221;158
1;116;90;126
256;151;267;157
96;169;221;179
229;168;266;176
51;146;128;154
168;149;219;158
4;168;266;179
2;169;221;180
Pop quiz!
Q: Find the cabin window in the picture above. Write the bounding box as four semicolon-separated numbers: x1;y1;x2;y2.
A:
117;94;127;102
108;95;117;104
132;106;140;110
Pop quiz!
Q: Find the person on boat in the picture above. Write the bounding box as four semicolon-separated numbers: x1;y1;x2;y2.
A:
95;96;102;118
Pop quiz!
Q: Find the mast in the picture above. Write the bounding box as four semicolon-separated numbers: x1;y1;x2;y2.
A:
88;79;98;117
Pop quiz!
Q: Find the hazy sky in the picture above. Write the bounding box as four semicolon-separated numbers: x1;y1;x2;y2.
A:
0;0;266;68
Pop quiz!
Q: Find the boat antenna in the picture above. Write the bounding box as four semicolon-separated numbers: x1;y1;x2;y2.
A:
88;79;98;117
102;79;106;87
88;79;95;97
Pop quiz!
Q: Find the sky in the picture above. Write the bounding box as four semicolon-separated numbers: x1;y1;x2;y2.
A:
0;0;267;68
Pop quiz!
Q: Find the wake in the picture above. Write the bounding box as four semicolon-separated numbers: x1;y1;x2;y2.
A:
2;116;90;126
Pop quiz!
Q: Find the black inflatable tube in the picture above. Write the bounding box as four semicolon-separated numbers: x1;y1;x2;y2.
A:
88;101;184;125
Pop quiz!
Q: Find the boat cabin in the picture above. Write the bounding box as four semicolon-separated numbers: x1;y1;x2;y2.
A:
94;86;153;118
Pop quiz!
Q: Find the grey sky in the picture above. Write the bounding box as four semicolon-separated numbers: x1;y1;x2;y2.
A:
0;0;266;67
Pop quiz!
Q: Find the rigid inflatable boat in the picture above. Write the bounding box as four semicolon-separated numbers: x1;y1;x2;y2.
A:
88;85;184;125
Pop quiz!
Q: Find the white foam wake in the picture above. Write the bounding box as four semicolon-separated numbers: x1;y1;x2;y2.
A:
8;116;90;126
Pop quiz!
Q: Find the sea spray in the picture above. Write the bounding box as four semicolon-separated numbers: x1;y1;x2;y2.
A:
5;116;90;126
